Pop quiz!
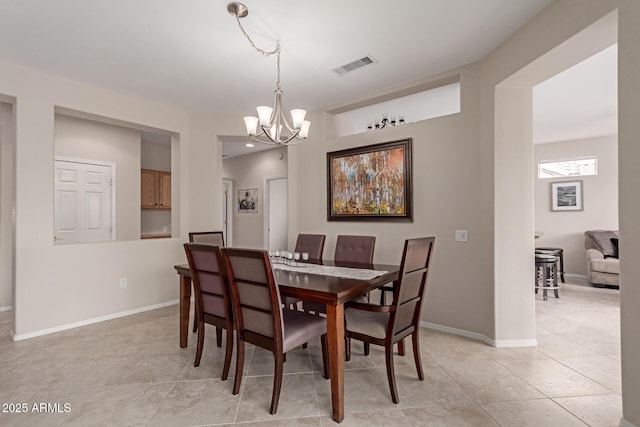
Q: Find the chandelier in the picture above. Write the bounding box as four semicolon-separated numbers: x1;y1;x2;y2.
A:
227;2;310;145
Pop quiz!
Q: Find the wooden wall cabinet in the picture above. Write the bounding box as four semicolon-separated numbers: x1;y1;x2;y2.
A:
141;169;171;209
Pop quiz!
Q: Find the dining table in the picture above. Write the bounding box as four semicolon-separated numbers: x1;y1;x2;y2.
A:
174;258;400;423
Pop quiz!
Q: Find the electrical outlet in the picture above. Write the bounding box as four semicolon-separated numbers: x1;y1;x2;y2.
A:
455;229;468;242
120;278;128;288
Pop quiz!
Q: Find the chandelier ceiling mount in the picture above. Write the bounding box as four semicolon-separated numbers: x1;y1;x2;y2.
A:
227;2;310;146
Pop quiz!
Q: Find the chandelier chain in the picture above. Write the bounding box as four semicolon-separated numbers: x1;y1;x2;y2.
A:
233;15;281;89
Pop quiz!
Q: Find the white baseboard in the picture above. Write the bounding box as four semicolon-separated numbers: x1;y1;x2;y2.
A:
10;300;178;341
620;418;638;427
420;321;537;348
0;305;12;312
564;273;588;279
491;337;538;348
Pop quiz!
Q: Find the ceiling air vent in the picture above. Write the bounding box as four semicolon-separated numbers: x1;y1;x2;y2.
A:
332;56;376;76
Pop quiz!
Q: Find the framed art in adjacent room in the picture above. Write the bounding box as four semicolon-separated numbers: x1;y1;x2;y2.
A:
238;188;258;213
551;180;583;211
327;138;412;221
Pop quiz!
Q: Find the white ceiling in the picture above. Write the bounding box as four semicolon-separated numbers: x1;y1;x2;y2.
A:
0;0;615;156
533;44;617;144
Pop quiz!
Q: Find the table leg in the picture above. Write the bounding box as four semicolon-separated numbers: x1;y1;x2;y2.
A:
326;303;345;423
179;275;192;348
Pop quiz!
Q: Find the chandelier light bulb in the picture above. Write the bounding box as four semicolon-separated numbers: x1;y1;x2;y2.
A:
244;116;259;136
290;109;307;129
299;120;311;139
257;106;273;127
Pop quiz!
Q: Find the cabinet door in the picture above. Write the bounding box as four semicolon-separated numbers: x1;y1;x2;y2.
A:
141;169;158;208
159;171;171;208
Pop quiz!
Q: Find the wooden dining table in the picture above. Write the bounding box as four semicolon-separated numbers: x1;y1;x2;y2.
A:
174;259;400;423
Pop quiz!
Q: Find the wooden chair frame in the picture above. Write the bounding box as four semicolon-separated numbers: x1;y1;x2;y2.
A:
183;243;235;380
189;231;225;333
345;237;435;404
222;247;329;414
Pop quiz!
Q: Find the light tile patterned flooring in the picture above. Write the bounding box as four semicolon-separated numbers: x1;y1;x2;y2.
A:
0;280;622;426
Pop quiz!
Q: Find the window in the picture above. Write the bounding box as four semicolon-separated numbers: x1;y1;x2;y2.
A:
538;156;597;178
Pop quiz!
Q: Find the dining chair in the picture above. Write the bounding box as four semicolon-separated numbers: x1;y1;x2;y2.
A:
294;233;326;260
188;231;226;333
302;235;375;315
183;243;235;380
189;231;225;246
282;234;327;311
334;234;376;264
221;247;329;414
344;236;435;404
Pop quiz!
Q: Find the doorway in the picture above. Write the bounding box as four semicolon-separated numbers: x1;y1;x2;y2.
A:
0;100;15;313
265;176;288;250
494;11;617;345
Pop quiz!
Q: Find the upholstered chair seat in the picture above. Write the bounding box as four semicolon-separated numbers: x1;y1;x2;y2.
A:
345;309;389;339
282;310;328;351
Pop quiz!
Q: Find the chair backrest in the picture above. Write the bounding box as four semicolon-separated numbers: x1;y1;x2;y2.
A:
294;234;326;260
222;248;283;351
389;237;435;338
334;235;376;264
183;243;232;320
189;231;225;247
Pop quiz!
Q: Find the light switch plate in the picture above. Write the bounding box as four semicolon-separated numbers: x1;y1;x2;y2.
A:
455;229;468;242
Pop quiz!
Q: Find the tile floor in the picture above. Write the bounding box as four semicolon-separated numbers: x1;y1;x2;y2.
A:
0;280;622;426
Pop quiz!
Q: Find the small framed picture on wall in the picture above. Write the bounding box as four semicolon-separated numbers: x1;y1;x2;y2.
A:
238;188;258;213
551;180;583;211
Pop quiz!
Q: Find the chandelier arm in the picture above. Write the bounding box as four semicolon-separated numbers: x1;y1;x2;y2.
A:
250;132;302;146
280;114;297;134
257;125;301;145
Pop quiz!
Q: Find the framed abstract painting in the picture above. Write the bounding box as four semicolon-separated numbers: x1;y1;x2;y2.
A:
327;138;412;221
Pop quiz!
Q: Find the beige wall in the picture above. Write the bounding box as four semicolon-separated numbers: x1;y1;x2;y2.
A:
619;1;640;425
494;85;537;343
185;114;232;234
141;139;171;170
222;147;288;249
0;58;190;336
55;114;141;241
0;101;14;310
534;135;618;277
290;63;493;337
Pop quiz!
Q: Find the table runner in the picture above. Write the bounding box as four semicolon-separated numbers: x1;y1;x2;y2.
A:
272;262;388;280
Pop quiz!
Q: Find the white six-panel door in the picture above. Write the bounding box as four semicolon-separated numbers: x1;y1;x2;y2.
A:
54;159;113;244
